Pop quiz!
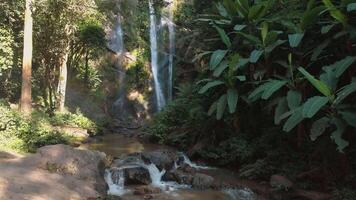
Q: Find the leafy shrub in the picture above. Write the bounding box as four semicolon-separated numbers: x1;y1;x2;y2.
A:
0;102;86;153
195;0;356;153
147;83;209;145
49;110;99;134
198;136;257;166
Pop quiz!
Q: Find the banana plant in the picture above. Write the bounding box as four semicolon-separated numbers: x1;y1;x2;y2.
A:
198;53;248;120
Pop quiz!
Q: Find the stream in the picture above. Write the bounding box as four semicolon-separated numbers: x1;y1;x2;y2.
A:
81;134;257;200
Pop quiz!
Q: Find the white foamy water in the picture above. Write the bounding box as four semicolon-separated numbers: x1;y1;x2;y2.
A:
104;169;128;196
149;0;166;110
179;152;214;170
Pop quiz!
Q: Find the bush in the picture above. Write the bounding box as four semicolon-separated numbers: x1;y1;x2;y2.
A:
0;102;90;153
49;110;99;134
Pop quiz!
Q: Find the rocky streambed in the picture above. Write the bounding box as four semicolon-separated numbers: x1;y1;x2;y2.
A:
104;149;257;200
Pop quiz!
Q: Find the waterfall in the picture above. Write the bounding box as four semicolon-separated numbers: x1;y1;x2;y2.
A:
149;0;166;111
109;13;127;116
167;0;175;100
149;0;175;110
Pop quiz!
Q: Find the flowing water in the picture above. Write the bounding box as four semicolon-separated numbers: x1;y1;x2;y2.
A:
149;0;166;110
82;134;257;200
167;0;175;101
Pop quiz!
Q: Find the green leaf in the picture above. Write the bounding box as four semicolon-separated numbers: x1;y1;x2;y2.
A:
298;67;332;97
340;112;356;127
216;2;229;18
321;24;335;34
210;50;228;70
227;89;239;113
347;3;356;12
213;61;229;77
311;39;331;61
283;108;304;132
248;4;265;20
250;50;264;63
310;117;330;141
332;56;356;77
208;101;217;116
223;0;238;16
248;83;266;100
237;32;261;45
235;0;249;17
265;40;286;53
302;96;329;118
217;94;227;120
288;33;305;48
234;24;247;31
320;68;338;91
261;22;268;44
234;58;249;70
199;80;224;94
330;118;348;152
301;6;325;30
287;90;302;109
275;98;288;125
322;0;348;26
214;25;232;48
261;80;287;100
236;75;246;81
334;82;356;104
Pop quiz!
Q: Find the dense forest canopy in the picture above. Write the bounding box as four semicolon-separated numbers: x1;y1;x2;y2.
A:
1;0;356;199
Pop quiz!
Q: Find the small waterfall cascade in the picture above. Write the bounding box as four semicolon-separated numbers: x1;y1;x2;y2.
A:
178;152;213;170
149;0;176;111
104;152;216;197
104;169;127;196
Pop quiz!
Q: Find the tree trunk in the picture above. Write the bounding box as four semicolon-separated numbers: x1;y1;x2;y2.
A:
20;0;33;115
57;50;69;112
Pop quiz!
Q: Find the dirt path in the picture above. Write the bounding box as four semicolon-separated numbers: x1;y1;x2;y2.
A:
0;147;104;200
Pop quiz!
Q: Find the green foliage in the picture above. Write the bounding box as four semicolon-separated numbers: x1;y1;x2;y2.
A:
198;136;256;166
0;103;73;153
49;110;98;133
194;0;356;153
148;83;208;145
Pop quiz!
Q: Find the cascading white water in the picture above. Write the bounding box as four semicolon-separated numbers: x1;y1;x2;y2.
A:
149;0;166;110
179;152;213;170
104;169;127;196
110;14;126;114
167;0;175;100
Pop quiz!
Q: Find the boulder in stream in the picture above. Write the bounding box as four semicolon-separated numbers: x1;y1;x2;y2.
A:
142;149;177;171
192;173;215;189
124;166;152;185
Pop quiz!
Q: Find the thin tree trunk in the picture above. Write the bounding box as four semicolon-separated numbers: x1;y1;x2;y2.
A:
20;0;33;115
57;50;69;112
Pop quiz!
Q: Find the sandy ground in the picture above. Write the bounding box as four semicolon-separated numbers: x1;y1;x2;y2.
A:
0;151;99;200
